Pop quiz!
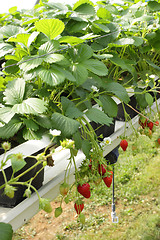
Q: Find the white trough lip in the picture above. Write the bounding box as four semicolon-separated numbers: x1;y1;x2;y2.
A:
0;135;51;169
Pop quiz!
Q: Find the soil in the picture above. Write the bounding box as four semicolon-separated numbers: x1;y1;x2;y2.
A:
14;198;114;240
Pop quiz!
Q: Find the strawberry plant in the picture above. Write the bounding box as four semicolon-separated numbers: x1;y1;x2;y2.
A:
0;0;160;236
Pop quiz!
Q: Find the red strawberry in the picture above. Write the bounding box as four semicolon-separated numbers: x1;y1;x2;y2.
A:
155;137;160;147
139;117;147;129
155;121;159;126
74;200;84;214
103;171;113;188
77;183;91;198
120;139;128;151
147;121;154;130
89;163;92;170
98;164;107;176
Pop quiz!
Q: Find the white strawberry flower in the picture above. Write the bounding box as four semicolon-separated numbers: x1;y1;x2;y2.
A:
91;85;99;92
49;129;61;136
100;137;112;148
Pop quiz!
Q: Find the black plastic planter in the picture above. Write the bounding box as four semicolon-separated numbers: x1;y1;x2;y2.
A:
116;95;138;121
91;119;115;141
0;155;44;208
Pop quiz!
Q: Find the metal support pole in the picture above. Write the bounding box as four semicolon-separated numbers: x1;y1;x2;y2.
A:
111;165;119;223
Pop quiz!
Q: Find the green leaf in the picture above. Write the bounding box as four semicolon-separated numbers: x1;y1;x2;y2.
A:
135;88;148;109
99;95;118;118
148;1;160;11
72;63;88;85
0;107;15;124
92;23;110;33
0;222;13;240
109;54;136;76
132;36;143;47
38;40;60;55
0;25;22;38
12;98;47;115
9;6;17;14
35;19;65;40
23;119;39;131
34;115;53;129
83;59;108;76
20;56;43;72
61;97;83;118
59;69;76;82
73;131;82;150
68;44;93;62
23;128;42;140
4;60;19;74
97;8;112;20
0;43;14;58
4;78;25;105
110;38;134;47
7;33;30;48
7;153;26;173
145;93;153;107
81;139;91;158
73;0;94;11
104;82;130;104
146;60;160;71
38;67;65;86
59;36;84;45
67;21;88;33
73;1;95;16
85;108;113;126
38;40;64;64
51;113;80;137
27;31;39;48
0;118;23;139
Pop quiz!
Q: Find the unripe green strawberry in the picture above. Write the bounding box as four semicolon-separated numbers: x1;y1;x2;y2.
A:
4;184;16;199
1;142;11;151
24;188;32;198
55;206;63;218
79;213;85;224
39;198;52;213
59;183;70;196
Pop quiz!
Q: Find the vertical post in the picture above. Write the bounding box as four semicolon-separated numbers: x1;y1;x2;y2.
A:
111;165;119;223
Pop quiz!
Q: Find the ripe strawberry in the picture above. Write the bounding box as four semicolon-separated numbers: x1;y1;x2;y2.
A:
103;171;113;188
139;117;147;129
74;200;84;214
77;183;91;198
147;121;154;131
59;183;70;196
98;164;107;176
155;137;160;147
120;139;128;151
155;121;159;126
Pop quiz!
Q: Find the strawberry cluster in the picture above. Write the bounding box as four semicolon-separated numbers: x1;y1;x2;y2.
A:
139;116;159;140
